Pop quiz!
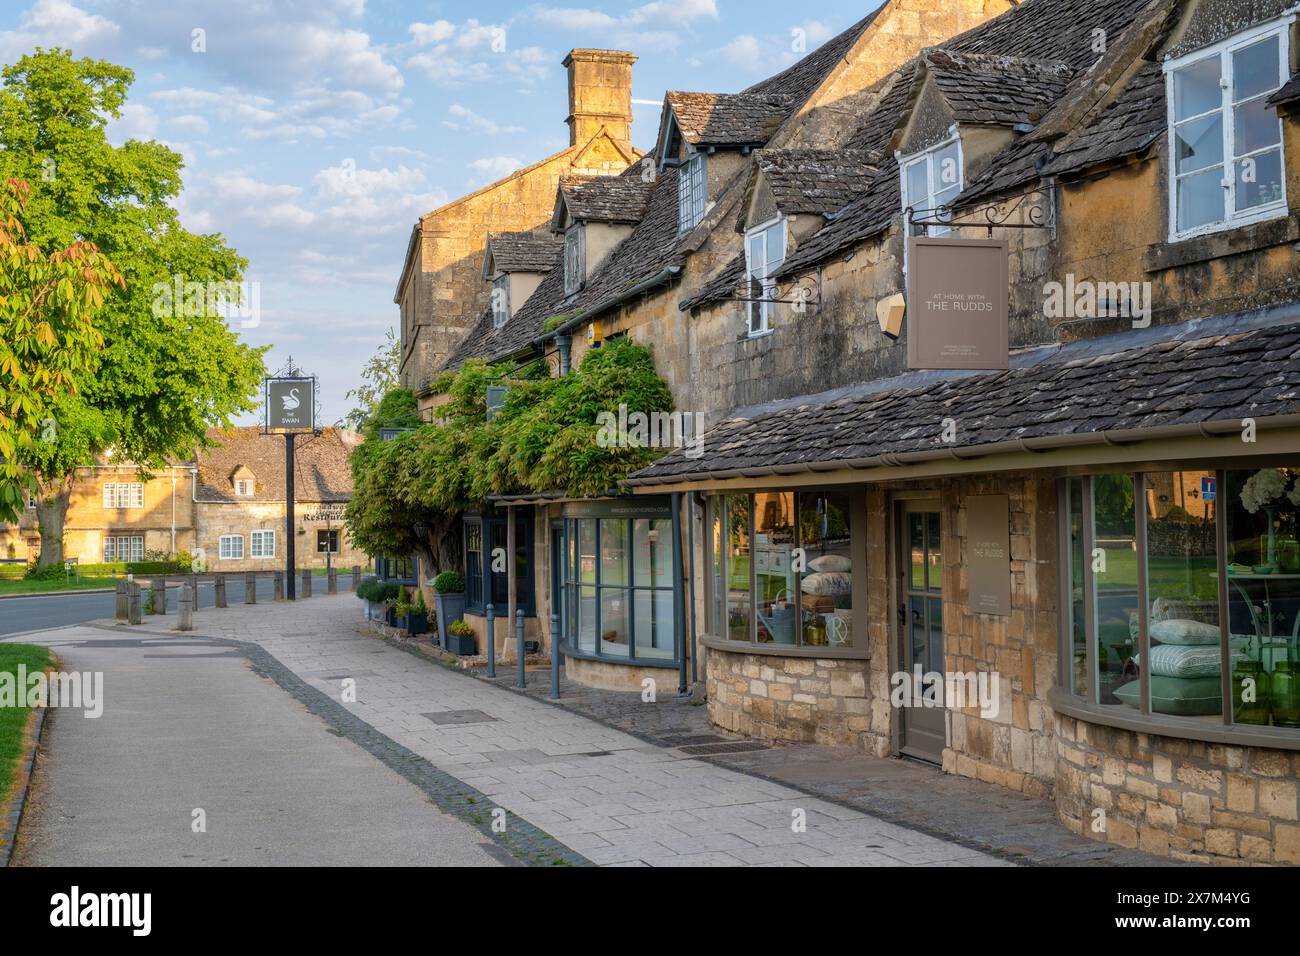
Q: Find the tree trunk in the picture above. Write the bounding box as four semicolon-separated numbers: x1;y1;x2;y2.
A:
33;474;74;570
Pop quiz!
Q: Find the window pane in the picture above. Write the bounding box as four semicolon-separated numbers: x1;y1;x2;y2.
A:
754;492;796;644
1068;478;1089;698
1142;471;1222;721
1177;167;1225;232
578;585;596;651
1232;35;1281;104
600;519;628;587
726;495;752;642
1173;54;1222;120
906;159;928;208
926;511;941;592
634;589;675;659
933;141;961;193
799;491;853;647
1225;467;1300;730
600;588;628;656
1174;113;1223;174
747;233;764;280
765;221;784;271
577;518;597;584
633;518;670;587
1093;475;1138;705
709;499;723;635
1233;97;1281;155
1235;148;1285;211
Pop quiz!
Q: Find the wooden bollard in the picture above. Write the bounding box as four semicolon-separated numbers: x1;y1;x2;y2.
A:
215;573;227;608
177;585;193;631
245;572;257;604
189;577;199;612
150;577;166;614
327;568;338;594
128;582;142;624
273;570;284;601
351;566;360;591
301;569;312;598
115;579;128;619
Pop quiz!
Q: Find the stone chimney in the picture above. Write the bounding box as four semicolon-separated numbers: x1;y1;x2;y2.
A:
563;49;637;151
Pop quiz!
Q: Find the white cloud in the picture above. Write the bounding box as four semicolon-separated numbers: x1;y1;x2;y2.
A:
408;19;456;46
108;102;157;142
404;18;553;88
22;0;118;43
443;104;524;136
528;0;716;50
170;114;211;135
151;85;399;143
719;34;762;66
467;156;524;185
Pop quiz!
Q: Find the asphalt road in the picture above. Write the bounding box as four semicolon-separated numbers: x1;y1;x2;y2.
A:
0;577;313;636
7;625;506;866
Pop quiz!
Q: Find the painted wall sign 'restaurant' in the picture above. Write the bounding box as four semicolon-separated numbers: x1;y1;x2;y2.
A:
906;237;1009;370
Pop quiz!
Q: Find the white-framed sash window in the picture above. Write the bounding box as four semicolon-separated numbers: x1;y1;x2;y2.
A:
900;132;964;239
678;153;707;232
250;530;275;558
744;216;786;336
219;534;244;560
102;482;145;509
103;535;144;562
563;225;584;296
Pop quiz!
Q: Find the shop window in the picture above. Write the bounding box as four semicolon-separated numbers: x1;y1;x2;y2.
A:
1165;22;1290;240
465;521;483;607
707;490;856;649
464;512;535;616
560;512;678;663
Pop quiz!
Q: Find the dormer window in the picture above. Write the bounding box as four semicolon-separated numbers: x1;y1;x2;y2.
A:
745;216;786;337
564;225;584;296
234;479;254;497
678;153;707;232
900;134;963;238
492;275;511;329
1165;21;1290;241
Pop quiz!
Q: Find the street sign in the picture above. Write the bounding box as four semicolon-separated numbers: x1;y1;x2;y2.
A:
265;377;315;433
1202;476;1216;502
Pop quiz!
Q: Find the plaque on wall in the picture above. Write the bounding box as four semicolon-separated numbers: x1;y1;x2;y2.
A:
967;494;1011;616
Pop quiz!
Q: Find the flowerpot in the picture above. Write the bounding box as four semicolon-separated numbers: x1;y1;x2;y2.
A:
435;591;466;649
446;633;476;655
1270;660;1300;728
385;607;397;627
404;611;429;636
1232;659;1271;725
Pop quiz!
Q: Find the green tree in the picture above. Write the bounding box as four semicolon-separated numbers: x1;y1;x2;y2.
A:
341;326;400;431
0;178;122;522
0;49;266;566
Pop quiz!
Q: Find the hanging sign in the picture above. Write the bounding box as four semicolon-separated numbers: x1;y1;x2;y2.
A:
265;377;315;433
906;237;1009;370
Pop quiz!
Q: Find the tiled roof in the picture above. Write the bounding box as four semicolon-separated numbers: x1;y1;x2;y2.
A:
629;317;1300;483
666;91;794;147
195;427;361;503
555;174;655;226
744;11;883;102
484;231;563;275
923;50;1074;126
754;149;878;216
1038;61;1166;178
1269;73;1300;106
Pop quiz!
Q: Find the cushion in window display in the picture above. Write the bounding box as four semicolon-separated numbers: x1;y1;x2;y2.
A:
1140;643;1244;678
1149;618;1221;645
801;571;852;596
807;554;851;573
1113;676;1222;716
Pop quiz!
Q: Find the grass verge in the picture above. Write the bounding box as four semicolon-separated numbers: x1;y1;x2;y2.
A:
0;643;52;809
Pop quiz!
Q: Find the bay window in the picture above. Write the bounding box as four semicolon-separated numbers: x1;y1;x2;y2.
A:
1165;21;1290;239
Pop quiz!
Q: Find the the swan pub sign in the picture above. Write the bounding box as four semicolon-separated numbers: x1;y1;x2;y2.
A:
266;377;315;432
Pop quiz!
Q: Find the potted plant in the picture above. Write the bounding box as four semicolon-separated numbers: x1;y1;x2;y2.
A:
446;618;477;656
356;576;383;620
433;570;466;649
396;590;429;636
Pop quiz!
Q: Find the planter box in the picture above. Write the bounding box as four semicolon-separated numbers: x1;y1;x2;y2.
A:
434;591;466;649
445;633;477;656
401;611;429;636
385;606;397;627
364;599;386;621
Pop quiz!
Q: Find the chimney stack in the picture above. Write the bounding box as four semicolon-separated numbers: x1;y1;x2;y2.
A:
563;49;636;152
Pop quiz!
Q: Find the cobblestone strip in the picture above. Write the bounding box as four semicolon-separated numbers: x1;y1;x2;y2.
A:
85;624;590;868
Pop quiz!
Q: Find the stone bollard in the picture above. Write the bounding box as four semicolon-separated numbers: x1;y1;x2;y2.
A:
273;571;284;601
150;577;166;614
485;603;496;678
128;582;142;625
245;573;257;604
515;608;527;689
301;569;312;598
178;584;193;631
351;566;360;591
215;573;227;608
550;613;562;700
327;568;338;594
115;579;128;619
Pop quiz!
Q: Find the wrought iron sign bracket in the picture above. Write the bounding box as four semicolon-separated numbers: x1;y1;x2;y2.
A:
907;185;1056;238
725;273;821;309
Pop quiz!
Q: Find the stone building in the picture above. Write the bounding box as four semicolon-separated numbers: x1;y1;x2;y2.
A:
407;0;1300;863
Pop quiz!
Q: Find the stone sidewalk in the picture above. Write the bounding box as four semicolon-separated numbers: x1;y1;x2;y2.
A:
114;594;1008;866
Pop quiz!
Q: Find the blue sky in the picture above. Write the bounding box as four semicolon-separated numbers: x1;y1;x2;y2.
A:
0;0;883;425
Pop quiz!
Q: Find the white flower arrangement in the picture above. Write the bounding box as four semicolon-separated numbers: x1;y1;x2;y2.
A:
1240;468;1293;513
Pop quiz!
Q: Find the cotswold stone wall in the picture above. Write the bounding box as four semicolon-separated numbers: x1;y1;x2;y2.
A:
707;650;885;754
1055;714;1300;865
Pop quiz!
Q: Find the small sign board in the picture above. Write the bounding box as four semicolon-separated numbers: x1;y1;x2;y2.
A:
265;377;315;433
967;494;1011;616
1201;476;1216;502
906;237;1009;370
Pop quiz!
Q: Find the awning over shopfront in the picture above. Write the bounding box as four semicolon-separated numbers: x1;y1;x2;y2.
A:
626;310;1300;491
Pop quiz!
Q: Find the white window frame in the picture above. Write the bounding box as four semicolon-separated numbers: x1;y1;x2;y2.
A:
563;225;584;296
744;215;787;337
102;481;145;509
678;152;707;233
250;529;275;559
103;534;144;563
234;479;254;496
1163;16;1293;242
491;274;511;329
899;130;965;243
219;534;244;560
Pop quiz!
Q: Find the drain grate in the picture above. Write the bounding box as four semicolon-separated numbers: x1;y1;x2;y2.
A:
658;733;728;746
678;741;770;756
422;709;499;725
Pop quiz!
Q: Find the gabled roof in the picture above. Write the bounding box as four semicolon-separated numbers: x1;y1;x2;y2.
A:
665;91;795;148
482;231;563;279
629;314;1300;485
1269;73;1300;107
195;427;361;503
920;49;1074;126
1038;61;1166;178
749;149;879;218
551;174;655;229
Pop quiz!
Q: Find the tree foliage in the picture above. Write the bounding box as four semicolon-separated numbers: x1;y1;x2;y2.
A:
341;326;400;431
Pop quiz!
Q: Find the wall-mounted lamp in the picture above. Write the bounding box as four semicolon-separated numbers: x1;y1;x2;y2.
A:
877;292;905;341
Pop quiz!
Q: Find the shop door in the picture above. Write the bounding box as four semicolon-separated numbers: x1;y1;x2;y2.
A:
896;500;946;763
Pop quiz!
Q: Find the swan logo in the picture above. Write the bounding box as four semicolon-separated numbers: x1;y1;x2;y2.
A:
266;379;313;431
